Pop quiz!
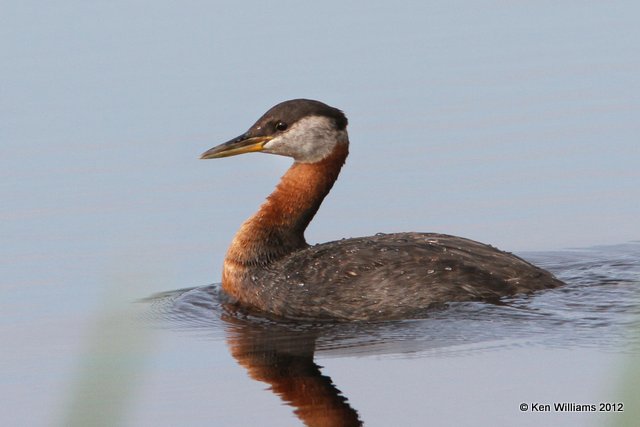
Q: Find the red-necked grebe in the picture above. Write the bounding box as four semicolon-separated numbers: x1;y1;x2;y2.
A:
201;99;563;321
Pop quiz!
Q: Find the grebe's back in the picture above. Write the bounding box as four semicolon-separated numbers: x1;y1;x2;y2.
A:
226;232;561;321
201;99;563;321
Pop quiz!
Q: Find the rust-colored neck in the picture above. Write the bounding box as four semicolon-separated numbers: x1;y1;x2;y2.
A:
225;142;348;267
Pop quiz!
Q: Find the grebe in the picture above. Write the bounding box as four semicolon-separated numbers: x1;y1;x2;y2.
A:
201;99;563;321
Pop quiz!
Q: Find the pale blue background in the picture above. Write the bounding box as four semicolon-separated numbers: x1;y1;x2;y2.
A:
1;1;639;426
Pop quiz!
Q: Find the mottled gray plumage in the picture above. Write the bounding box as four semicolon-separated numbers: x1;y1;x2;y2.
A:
234;233;563;321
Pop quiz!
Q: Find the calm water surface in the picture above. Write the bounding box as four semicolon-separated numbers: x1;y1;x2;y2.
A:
139;243;640;427
2;1;639;426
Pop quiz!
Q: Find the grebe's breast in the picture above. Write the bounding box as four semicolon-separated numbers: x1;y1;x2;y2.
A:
233;232;563;321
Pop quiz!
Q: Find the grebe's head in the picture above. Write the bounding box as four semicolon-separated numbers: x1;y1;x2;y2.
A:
201;99;348;163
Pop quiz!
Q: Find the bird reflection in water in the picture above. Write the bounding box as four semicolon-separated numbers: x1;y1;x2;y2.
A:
145;284;530;426
222;309;363;427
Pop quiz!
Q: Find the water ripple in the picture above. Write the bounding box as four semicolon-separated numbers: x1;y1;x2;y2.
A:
141;242;640;357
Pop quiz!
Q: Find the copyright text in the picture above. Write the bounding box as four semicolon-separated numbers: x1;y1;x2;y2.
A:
519;402;624;412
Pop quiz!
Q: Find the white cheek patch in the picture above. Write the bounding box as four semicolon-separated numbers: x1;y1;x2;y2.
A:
263;116;347;163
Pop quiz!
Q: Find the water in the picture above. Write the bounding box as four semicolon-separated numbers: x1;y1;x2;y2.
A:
2;1;639;426
138;243;640;426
